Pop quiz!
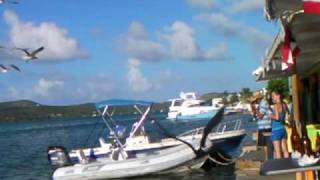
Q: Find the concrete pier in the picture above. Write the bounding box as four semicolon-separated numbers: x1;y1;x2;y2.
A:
235;145;295;179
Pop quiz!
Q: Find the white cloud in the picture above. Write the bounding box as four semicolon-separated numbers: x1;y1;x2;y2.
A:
158;69;183;83
186;0;263;13
7;86;20;99
4;73;115;105
120;21;167;61
187;0;215;9
127;58;152;92
84;74;115;101
204;43;229;59
198;13;272;51
163;21;229;60
125;63;185;93
165;21;199;59
33;78;64;97
121;21;229;62
3;10;87;61
228;0;264;13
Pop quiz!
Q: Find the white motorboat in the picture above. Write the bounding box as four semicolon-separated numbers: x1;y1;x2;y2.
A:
52;139;210;180
66;99;243;162
68;122;245;163
167;92;223;121
225;102;251;115
47;100;245;179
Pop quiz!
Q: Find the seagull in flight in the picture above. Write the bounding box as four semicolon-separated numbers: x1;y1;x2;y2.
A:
16;46;45;62
0;64;8;73
0;0;19;4
0;64;21;73
10;64;21;72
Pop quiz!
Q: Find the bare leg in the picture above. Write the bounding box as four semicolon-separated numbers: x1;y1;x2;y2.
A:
273;140;282;159
281;138;289;158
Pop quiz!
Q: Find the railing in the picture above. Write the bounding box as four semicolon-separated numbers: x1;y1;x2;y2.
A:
215;119;242;134
177;127;204;137
177;119;242;138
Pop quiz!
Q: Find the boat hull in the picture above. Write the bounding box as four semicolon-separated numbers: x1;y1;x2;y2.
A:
210;131;246;154
53;141;204;180
69;129;245;163
70;145;175;163
53;130;246;180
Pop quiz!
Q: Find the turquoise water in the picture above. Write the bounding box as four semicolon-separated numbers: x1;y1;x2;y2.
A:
0;114;255;180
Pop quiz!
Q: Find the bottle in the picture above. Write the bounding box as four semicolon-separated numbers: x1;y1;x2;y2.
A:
301;121;313;156
316;132;320;156
291;120;302;153
316;133;320;180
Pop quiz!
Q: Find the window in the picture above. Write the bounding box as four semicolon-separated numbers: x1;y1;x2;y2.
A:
173;100;183;106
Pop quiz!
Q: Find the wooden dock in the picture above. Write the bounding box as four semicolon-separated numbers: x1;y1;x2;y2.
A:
235;145;295;179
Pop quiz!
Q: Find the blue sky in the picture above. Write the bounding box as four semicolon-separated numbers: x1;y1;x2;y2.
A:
0;0;279;105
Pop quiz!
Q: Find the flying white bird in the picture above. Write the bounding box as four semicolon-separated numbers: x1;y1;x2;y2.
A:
16;46;45;62
10;64;21;72
0;64;8;73
0;64;21;73
0;0;19;4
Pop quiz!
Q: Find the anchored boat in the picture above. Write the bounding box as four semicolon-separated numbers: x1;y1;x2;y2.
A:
168;92;223;121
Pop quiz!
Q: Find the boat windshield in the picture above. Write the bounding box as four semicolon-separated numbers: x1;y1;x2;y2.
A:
185;94;195;99
199;101;212;106
173;100;183;106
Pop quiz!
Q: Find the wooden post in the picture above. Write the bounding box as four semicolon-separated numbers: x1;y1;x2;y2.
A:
291;74;304;180
292;74;302;136
292;74;315;180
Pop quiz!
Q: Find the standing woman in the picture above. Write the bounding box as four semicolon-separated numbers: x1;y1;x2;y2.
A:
269;90;289;159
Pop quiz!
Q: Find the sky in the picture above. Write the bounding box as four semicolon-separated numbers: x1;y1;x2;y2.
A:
0;0;280;105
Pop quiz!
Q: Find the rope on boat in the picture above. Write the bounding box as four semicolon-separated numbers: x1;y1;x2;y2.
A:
216;152;233;161
207;154;235;166
84;116;101;147
208;150;247;166
151;119;198;155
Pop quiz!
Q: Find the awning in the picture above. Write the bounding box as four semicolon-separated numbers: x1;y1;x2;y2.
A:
95;99;153;109
264;0;302;21
291;14;320;73
254;31;294;81
255;1;320;81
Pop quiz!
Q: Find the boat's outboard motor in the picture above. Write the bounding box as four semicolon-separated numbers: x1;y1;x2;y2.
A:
47;146;72;169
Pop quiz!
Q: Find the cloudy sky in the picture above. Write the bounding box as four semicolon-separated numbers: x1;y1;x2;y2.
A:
0;0;279;105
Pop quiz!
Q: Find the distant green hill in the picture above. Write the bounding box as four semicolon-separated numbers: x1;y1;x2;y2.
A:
200;92;225;101
0;91;235;122
0;100;96;122
0;100;170;122
0;100;39;109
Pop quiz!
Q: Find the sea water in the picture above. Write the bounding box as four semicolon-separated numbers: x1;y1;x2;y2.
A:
0;114;255;180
